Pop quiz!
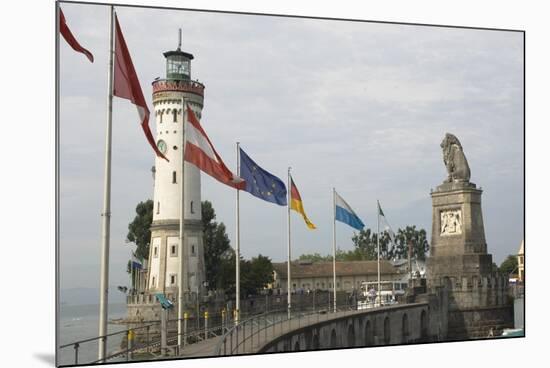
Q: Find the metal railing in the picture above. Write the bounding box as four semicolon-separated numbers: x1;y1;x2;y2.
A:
59;322;157;365
58;298;359;365
58;308;252;365
214;305;364;356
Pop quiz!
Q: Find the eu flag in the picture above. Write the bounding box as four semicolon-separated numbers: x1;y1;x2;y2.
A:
239;148;287;206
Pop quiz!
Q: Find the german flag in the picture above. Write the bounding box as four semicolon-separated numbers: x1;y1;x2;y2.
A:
290;176;317;229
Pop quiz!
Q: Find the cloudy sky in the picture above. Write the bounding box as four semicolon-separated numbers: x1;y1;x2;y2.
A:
58;2;523;290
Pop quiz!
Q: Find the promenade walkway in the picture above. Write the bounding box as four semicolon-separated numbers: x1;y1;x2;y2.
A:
173;308;370;358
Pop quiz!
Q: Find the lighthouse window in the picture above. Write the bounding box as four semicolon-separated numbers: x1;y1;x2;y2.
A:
151;277;156;287
191;245;195;255
153;246;158;258
157;201;160;214
173;109;178;122
190;201;195;214
159;111;163;123
170;245;177;256
172;171;177;184
170;275;176;285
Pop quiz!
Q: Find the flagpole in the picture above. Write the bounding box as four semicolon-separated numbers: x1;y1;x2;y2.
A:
235;142;241;325
377;200;381;307
332;188;337;313
287;168;292;319
178;98;187;348
55;3;61;366
131;257;134;292
98;5;115;362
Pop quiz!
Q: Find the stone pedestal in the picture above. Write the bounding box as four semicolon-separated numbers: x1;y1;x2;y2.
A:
426;182;492;287
425;181;513;338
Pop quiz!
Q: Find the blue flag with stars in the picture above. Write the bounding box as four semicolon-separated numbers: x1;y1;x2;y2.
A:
239;148;287;206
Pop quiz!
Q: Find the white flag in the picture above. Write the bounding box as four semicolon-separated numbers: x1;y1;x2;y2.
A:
378;201;396;246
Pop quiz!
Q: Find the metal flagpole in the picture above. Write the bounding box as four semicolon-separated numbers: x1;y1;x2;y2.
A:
235;142;241;325
377;200;381;307
55;3;61;366
131;258;134;292
287;168;292;319
178;98;187;348
332;188;337;313
98;5;115;362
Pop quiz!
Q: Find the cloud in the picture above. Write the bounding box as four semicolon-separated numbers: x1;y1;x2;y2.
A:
59;3;523;288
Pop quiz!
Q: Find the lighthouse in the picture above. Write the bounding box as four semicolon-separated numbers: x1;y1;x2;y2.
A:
146;31;206;301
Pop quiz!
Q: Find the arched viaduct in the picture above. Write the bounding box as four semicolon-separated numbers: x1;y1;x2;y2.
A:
258;303;441;353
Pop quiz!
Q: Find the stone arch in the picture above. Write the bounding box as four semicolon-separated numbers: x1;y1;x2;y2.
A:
383;316;391;345
294;340;301;351
312;333;320;350
420;309;428;340
358;319;364;345
364;319;372;346
347;323;356;347
402;313;409;343
306;330;313;350
330;329;337;348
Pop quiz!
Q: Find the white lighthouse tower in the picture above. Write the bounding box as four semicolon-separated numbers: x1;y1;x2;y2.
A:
146;32;206;301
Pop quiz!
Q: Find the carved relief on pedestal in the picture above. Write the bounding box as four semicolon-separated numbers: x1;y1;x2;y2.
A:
440;209;462;236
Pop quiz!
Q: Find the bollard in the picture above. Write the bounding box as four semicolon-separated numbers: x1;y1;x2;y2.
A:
127;329;134;361
204;311;209;340
126;331;130;362
183;312;188;347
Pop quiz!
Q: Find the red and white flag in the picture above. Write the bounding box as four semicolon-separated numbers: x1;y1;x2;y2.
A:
59;8;94;62
113;15;168;162
184;106;245;190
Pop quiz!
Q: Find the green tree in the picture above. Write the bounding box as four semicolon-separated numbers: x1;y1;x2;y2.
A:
202;200;232;290
392;226;430;261
126;200;154;260
499;255;518;275
249;254;275;290
214;252;274;297
351;228;393;260
240;254;274;296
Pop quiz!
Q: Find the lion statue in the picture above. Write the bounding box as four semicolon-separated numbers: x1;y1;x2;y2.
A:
441;133;471;183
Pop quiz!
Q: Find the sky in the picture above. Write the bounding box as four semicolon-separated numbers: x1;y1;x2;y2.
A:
58;2;524;290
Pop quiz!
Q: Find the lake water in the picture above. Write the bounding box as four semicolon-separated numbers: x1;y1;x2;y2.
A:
58;303;128;366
